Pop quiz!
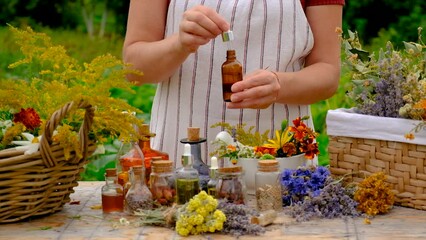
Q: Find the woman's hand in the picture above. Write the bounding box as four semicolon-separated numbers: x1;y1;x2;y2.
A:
227;69;281;109
178;5;229;53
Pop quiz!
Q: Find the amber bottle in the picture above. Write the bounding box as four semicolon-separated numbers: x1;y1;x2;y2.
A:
138;124;169;184
101;168;124;214
221;50;243;102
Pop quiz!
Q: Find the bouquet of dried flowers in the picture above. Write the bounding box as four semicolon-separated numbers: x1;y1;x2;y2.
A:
210;116;319;165
340;27;426;137
0;26;143;157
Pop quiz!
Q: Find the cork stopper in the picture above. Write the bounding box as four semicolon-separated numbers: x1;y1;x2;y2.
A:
152;160;173;173
131;165;144;174
105;168;117;177
187;127;200;141
218;166;242;173
258;160;279;172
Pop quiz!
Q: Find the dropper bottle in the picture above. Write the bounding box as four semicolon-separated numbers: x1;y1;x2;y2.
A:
175;143;200;204
221;30;243;102
207;156;219;197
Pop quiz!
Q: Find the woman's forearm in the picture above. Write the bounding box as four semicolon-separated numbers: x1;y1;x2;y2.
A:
123;34;191;85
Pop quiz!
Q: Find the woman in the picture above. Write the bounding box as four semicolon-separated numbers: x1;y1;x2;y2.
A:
123;0;345;167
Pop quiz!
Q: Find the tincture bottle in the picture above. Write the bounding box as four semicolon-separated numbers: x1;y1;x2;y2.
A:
124;165;153;214
221;30;242;102
150;160;176;206
137;124;169;185
255;160;282;211
175;143;200;204
101;168;124;214
207;156;219;197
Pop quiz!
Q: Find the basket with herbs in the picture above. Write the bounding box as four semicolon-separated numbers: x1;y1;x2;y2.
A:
0;26;143;223
327;28;426;210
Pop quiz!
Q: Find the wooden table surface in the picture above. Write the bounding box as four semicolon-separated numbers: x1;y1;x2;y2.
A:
0;181;425;240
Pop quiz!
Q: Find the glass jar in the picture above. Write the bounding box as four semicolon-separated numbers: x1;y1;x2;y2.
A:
124;165;153;214
150;160;176;206
255;160;282;211
216;166;246;204
101;168;124;214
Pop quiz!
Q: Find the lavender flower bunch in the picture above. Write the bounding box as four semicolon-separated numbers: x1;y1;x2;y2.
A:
281;166;330;206
286;178;360;222
217;201;265;237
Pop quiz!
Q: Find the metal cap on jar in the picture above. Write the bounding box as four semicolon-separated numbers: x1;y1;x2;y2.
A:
221;30;234;42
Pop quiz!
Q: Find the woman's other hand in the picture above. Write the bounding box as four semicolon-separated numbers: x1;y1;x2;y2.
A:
227;69;281;109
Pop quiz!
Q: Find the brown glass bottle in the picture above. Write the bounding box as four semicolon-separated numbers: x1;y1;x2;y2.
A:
101;168;124;214
221;50;243;102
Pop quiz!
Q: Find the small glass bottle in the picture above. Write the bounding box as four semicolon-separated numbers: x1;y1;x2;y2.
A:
116;141;144;194
124;165;153;214
101;168;124;214
175;143;200;205
207;156;219;197
221;31;242;102
150;160;176;206
138;124;169;184
216;166;247;204
255;160;282;211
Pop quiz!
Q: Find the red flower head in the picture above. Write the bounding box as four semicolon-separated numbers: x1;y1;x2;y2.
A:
13;108;42;130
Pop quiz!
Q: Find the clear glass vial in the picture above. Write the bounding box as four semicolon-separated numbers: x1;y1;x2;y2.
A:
255;160;282;211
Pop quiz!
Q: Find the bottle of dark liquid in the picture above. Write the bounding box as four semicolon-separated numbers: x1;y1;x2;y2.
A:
101;168;124;214
222;49;243;102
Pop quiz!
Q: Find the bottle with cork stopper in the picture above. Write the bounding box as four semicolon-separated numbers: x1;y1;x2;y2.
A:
221;30;243;102
180;127;210;191
255;160;282;212
137;124;169;185
101;168;124;214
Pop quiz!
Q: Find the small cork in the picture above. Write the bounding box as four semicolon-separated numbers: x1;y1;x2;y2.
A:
258;160;279;167
218;166;242;173
105;168;117;177
152;160;173;173
139;124;151;135
187;127;200;141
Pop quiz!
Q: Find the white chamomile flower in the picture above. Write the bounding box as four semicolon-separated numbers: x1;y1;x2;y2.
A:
12;132;42;155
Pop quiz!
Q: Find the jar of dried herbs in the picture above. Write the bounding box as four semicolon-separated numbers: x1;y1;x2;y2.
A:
124;165;153;214
150;160;176;206
255;160;282;211
216;166;246;204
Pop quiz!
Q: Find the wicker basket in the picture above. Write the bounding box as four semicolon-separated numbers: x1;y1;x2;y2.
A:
0;100;97;223
327;109;426;210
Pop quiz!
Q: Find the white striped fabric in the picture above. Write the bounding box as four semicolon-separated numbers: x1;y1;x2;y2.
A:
150;0;314;167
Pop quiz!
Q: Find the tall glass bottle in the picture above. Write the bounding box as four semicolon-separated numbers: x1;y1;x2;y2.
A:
221;31;242;102
255;160;282;211
175;143;200;204
124;165;153;214
138;124;169;184
101;168;124;214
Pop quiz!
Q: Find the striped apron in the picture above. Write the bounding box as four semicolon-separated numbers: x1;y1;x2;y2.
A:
150;0;314;167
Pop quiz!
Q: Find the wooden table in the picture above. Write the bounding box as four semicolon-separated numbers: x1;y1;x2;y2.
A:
1;181;425;240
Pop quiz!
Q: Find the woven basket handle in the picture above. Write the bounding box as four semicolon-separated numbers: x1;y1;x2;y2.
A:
39;100;95;168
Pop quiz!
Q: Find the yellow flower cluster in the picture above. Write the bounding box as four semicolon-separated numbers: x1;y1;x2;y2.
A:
354;172;395;216
175;191;226;236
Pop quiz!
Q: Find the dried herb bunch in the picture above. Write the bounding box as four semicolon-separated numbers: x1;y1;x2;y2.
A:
0;26;143;153
340;28;426;135
353;172;395;216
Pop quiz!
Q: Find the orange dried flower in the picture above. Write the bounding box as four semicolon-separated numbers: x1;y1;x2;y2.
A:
354;172;395;216
13;108;42;130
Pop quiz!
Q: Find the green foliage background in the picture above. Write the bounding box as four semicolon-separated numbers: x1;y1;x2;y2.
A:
1;0;425;180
